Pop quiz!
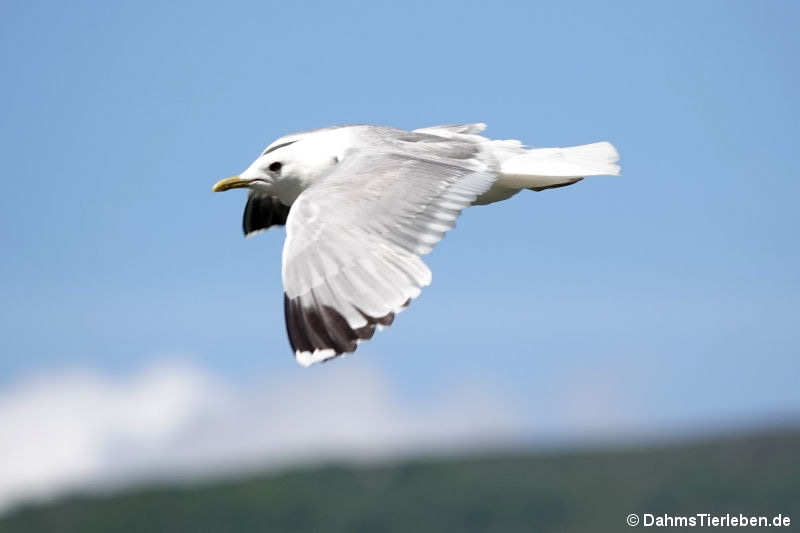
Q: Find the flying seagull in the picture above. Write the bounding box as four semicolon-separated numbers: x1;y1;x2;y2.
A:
213;123;620;366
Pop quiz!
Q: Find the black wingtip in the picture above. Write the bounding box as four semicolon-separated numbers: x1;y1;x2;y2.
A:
243;194;290;236
284;292;399;366
528;178;583;192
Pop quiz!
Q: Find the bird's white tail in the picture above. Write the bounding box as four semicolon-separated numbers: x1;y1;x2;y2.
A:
498;141;620;190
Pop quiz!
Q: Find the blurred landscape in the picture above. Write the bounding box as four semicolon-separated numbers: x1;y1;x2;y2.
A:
1;425;797;532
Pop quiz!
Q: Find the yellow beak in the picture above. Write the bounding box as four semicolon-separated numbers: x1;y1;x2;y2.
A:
212;175;252;192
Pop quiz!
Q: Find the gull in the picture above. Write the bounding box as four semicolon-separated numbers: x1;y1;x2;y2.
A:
213;123;620;366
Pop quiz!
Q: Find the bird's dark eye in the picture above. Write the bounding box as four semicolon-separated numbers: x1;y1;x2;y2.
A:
269;161;282;172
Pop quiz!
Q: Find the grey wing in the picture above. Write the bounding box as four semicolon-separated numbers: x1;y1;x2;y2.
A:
281;150;496;366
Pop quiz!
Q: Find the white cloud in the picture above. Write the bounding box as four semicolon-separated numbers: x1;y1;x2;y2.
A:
3;356;759;516
0;360;525;514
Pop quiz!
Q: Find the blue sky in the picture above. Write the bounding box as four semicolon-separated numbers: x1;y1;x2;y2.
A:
1;0;799;446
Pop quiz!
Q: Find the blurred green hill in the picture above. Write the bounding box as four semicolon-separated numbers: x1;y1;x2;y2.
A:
2;426;798;533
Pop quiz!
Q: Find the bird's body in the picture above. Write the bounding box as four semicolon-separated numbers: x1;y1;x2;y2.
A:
213;123;620;366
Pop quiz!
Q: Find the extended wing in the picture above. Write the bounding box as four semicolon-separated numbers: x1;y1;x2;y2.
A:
281;150;495;366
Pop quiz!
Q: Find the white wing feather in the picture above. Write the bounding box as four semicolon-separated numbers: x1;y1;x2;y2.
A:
282;150;495;365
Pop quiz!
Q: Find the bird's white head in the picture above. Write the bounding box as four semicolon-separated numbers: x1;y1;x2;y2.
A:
212;128;348;205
